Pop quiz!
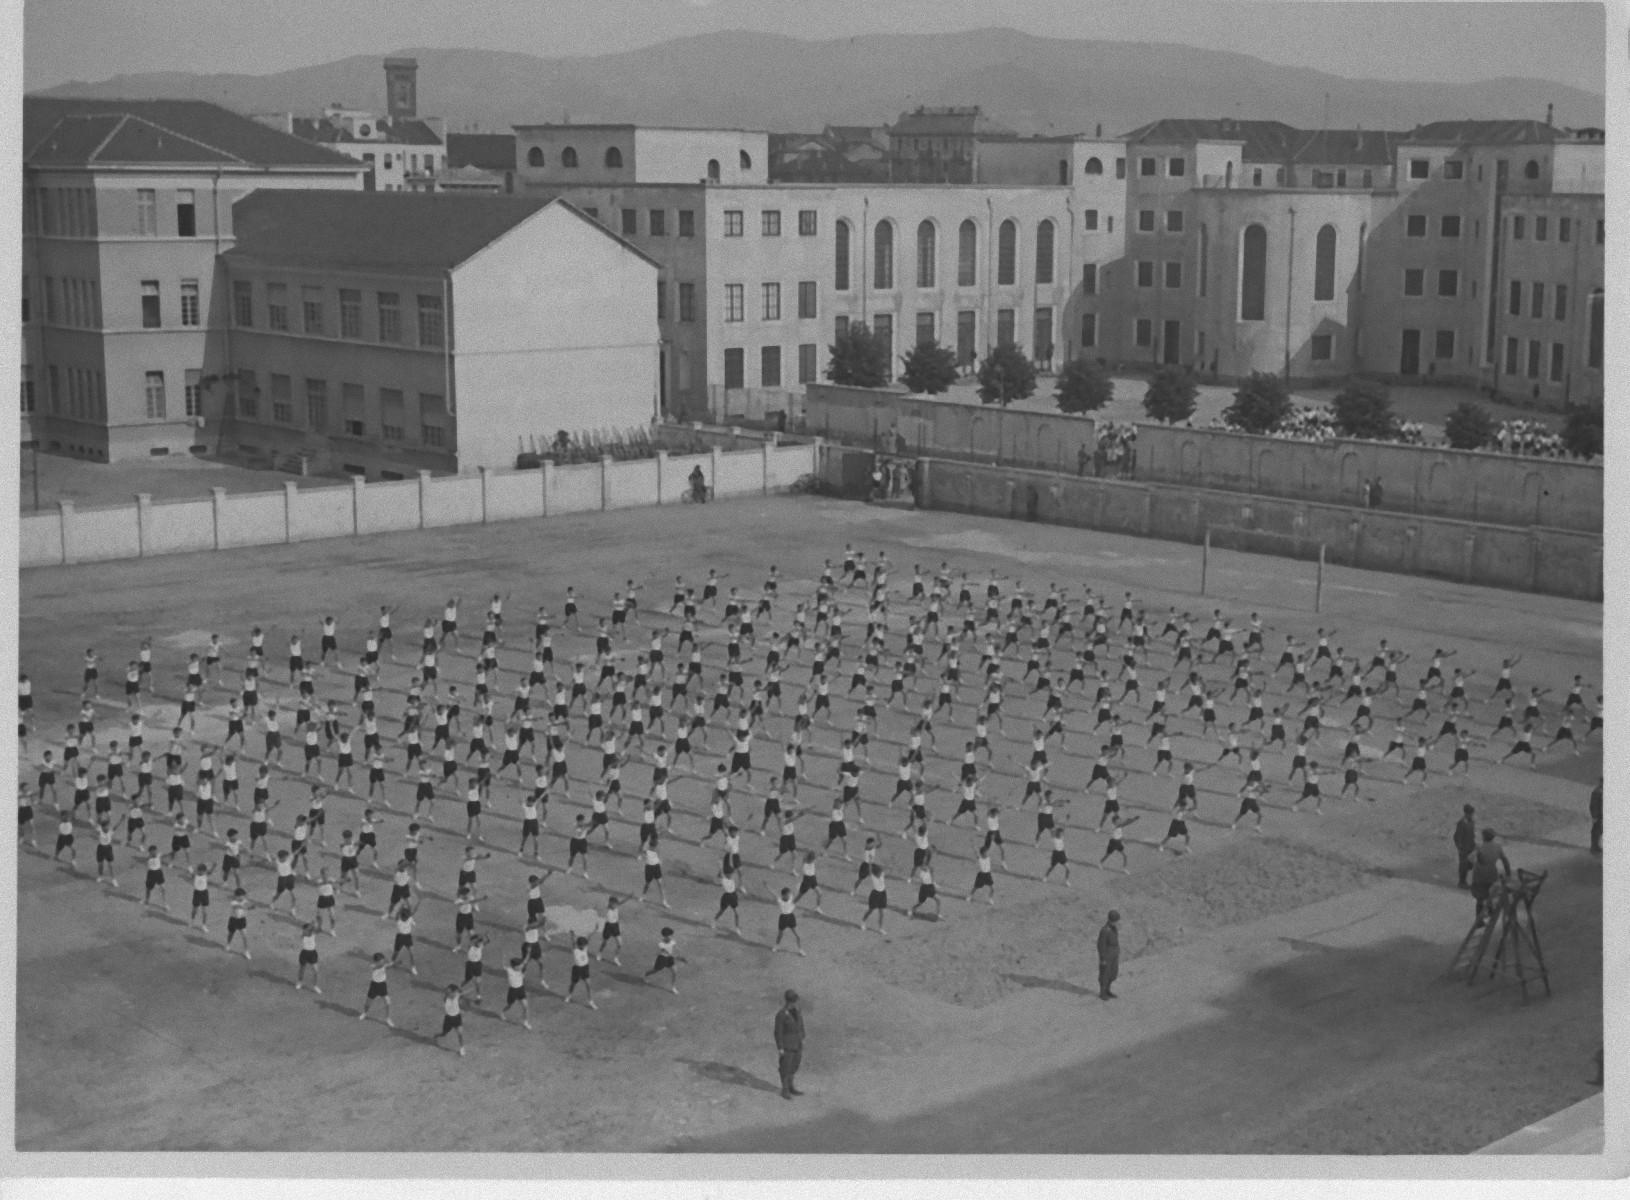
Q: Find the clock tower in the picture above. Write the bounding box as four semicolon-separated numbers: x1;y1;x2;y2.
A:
384;57;418;121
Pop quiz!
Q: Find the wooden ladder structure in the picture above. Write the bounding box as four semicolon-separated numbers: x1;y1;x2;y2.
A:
1446;868;1551;1003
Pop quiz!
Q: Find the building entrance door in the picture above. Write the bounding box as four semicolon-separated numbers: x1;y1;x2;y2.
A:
1400;329;1421;376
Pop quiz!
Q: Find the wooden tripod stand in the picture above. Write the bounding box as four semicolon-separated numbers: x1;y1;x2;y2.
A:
1447;868;1551;1002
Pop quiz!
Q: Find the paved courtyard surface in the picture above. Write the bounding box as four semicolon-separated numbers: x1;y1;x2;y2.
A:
15;496;1602;1154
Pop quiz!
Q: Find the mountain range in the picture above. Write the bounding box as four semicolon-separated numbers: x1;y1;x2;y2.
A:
33;28;1605;138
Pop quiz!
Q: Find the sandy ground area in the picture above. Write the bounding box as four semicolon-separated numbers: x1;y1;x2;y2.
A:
14;496;1601;1154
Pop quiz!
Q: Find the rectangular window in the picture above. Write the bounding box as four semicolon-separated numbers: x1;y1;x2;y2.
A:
835;315;849;341
1134;318;1153;347
798;210;817;236
302;286;325;335
1434;329;1456;360
377;292;400;343
723;347;745;388
996;308;1015;347
1505;337;1520;374
1512;215;1525;240
1115;158;1126;179
1082;262;1097;295
1440;215;1461;238
417;294;444;347
1437;269;1458;297
760;345;781;387
144;370;166;419
1402;269;1424;297
380;389;405;441
179;279;200;326
1444;160;1465;180
1138;210;1156;233
1550;342;1566;382
1555;285;1568;321
916;311;936;346
1164;261;1182;289
42;276;55;324
1406;214;1427;238
304;379;327;430
1168;157;1186;177
176;189;196;237
1534;216;1548;242
656;281;667;322
872;314;893;376
338;289;361;338
679;282;696;323
141;280;161;328
267;283;289;331
340;382;365;436
1137;261;1155;289
1139;157;1157;176
1409;158;1429;179
762;282;781;321
724;210;743;237
798;281;817;320
46;365;59;414
1559;217;1572;243
725;284;744;322
649;209;666;237
137;188;157;235
231;281;253;327
1080;311;1097;348
1509;280;1523;316
419;394;445;447
621;208;638;237
798;343;817;383
1033;307;1052;357
1166;210;1184;233
184;369;203;418
1310;333;1333;361
1526;339;1542;380
1531;282;1545;318
20;365;34;415
761;210;781;237
679;210;695;238
1084;209;1099;232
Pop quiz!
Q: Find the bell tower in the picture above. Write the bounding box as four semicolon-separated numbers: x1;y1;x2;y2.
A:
384;57;418;121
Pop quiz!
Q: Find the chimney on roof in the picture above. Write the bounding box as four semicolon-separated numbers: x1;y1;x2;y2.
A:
384;57;419;121
1545;103;1554;127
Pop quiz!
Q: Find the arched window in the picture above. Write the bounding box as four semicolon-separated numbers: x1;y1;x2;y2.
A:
740;149;752;170
916;220;936;288
957;219;978;286
706;158;720;182
526;147;544;168
874;220;895;290
997;218;1017;285
834;219;851;291
1034;219;1055;285
604;147;623;168
1313;224;1337;301
1084;157;1103;175
1239;224;1267;321
1589;288;1604;368
1524;159;1541;180
561;146;579;169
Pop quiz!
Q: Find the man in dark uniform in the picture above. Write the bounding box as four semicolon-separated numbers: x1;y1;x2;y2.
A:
1097;910;1121;999
1453;805;1477;888
1589;779;1602;855
774;988;805;1099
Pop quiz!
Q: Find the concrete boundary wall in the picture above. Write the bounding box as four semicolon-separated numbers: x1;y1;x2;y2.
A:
20;443;819;570
920;456;1602;602
804;384;1601;533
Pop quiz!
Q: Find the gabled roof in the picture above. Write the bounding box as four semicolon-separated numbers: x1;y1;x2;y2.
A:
446;132;516;172
24;96;359;167
1122;118;1302;161
1290;129;1405;166
222;191;659;274
292;116;443;146
891;107;992;137
1403;120;1563;145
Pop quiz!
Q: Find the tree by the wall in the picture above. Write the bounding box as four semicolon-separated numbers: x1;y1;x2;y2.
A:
1330;380;1398;441
898;340;960;396
1141;366;1199;425
977;343;1037;407
826;325;891;389
1053;357;1114;414
1222;371;1294;434
1562;404;1604;459
1443;400;1496;450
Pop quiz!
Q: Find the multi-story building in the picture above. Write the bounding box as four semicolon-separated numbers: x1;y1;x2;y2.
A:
513;124;770;187
21;96;364;461
258;59;448;192
446;132;518;193
888;107;1008;183
215;192;660;477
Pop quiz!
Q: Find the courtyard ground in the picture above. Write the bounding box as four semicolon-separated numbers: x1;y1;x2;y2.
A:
14;495;1603;1156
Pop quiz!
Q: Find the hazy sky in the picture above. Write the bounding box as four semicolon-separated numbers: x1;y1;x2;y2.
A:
22;0;1608;94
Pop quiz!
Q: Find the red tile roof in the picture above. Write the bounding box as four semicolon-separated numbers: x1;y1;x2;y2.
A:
25;96;359;167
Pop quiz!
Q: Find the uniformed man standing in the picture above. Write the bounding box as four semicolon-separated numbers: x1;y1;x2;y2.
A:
775;988;805;1099
1097;910;1121;1000
1453;805;1477;888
